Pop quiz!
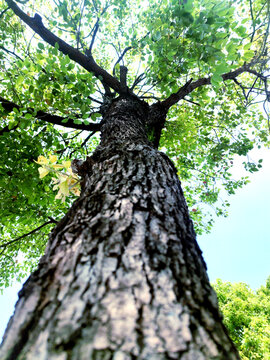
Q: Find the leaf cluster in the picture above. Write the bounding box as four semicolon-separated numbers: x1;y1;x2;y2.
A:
213;277;270;359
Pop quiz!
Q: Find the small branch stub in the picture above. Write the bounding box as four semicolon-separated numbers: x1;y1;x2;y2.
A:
120;66;128;93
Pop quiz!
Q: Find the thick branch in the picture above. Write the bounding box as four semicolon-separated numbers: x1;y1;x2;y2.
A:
0;97;101;132
160;78;194;109
120;65;128;93
161;61;266;109
5;0;123;94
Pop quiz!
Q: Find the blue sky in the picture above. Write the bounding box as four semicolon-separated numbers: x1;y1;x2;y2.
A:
198;146;270;290
0;147;269;340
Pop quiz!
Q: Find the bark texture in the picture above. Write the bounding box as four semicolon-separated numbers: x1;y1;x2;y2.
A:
0;98;239;360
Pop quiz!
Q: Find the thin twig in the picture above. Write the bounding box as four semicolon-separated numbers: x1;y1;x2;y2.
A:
81;130;97;148
183;97;200;106
0;7;9;18
263;99;270;132
112;46;132;76
249;0;256;42
131;72;146;91
87;19;100;55
233;78;248;100
76;0;86;49
0;45;23;60
0;220;55;252
88;95;103;105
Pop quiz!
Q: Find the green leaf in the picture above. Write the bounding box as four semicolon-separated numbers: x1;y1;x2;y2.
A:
90;112;102;121
8;121;17;130
38;42;45;50
211;72;223;87
243;50;254;61
16;75;24;86
235;25;246;37
24;113;32;120
184;0;193;12
19;120;28;129
214;64;230;75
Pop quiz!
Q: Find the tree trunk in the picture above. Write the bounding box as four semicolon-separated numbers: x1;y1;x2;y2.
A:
0;97;239;360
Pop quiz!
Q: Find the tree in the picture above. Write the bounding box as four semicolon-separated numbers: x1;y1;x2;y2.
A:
213;277;270;360
0;0;269;358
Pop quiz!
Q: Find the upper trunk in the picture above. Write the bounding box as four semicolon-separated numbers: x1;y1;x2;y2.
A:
0;97;239;359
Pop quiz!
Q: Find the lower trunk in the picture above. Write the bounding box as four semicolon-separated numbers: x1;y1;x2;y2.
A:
0;98;239;359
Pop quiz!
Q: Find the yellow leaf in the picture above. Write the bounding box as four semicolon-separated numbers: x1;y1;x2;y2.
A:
67;167;73;175
71;187;81;196
68;178;76;186
52;164;64;169
59;175;67;183
49;155;57;163
55;191;63;200
59;180;69;196
55;190;66;203
35;155;48;165
38;167;49;178
63;160;71;169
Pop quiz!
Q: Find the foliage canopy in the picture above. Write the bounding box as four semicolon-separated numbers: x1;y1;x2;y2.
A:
213;277;270;360
0;0;269;289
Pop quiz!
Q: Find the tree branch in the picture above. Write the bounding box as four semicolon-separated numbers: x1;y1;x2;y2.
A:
81;130;97;148
160;78;194;109
0;96;101;132
87;18;100;55
160;60;267;109
113;46;132;76
249;0;257;42
0;124;19;136
233;78;248;101
131;72;146;91
120;65;128;93
5;0;123;94
0;7;9;18
0;220;55;251
85;4;110;56
0;45;23;60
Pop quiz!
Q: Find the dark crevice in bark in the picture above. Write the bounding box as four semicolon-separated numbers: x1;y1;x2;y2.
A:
142;258;155;305
135;304;145;355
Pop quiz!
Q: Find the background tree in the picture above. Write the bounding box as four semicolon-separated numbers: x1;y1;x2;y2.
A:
0;0;269;358
213;277;270;360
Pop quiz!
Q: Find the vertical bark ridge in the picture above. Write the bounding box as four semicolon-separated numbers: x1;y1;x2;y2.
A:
0;98;239;360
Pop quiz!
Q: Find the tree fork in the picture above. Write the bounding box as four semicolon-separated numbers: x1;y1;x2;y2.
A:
0;98;240;359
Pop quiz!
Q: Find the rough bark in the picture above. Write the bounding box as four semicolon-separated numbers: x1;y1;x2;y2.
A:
0;97;240;360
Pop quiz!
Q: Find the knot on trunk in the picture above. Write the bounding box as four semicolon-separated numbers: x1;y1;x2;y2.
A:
71;157;95;177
